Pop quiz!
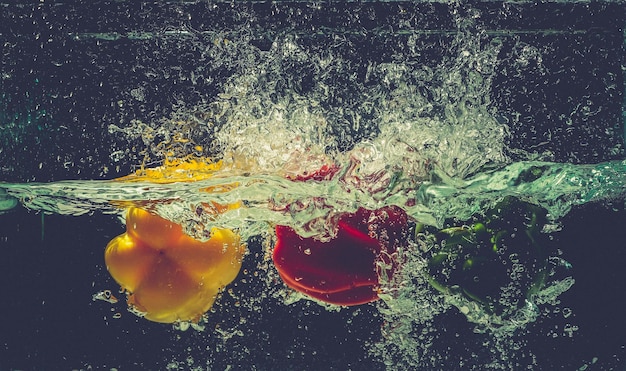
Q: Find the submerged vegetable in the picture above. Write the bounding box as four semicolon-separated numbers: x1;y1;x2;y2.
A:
272;206;409;306
104;207;245;323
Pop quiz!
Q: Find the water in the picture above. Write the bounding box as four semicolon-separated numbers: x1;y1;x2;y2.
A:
1;1;625;370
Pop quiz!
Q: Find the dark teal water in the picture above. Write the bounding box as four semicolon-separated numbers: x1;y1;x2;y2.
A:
1;2;625;370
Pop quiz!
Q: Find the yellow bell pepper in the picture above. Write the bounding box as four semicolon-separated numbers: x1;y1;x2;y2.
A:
104;207;245;323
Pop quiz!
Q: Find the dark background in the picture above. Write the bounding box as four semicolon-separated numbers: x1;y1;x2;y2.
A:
0;210;385;370
1;203;626;370
0;1;623;181
1;1;625;370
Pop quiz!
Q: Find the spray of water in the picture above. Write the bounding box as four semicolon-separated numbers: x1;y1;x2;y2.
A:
0;2;623;370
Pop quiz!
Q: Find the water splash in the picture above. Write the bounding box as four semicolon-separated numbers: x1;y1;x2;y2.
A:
0;1;623;369
2;158;624;235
